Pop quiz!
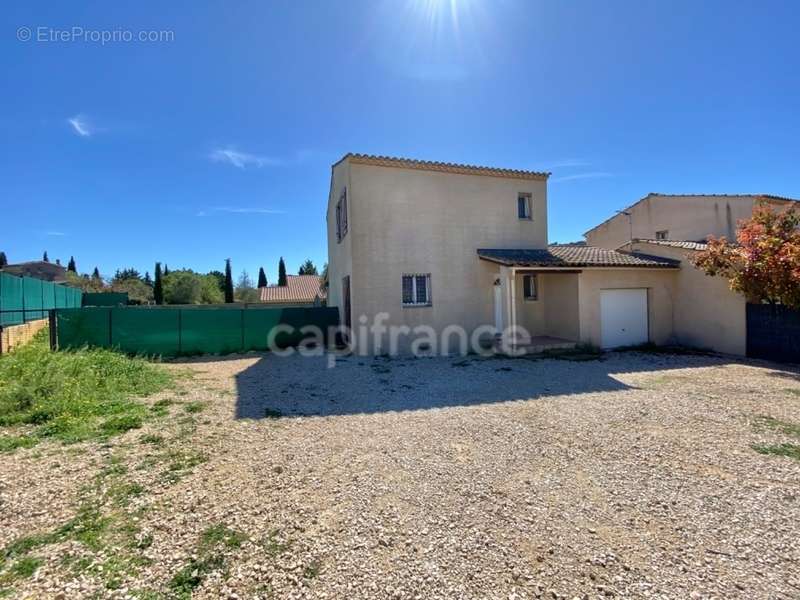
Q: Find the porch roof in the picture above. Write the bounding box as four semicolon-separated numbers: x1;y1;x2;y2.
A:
477;245;680;269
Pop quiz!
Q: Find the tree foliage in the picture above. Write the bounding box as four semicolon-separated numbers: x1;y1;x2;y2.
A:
43;251;49;262
154;263;164;305
91;267;101;281
0;251;7;267
278;257;287;286
224;259;234;303
67;256;77;272
257;267;267;288
692;201;800;308
298;259;318;276
235;270;260;303
113;268;141;282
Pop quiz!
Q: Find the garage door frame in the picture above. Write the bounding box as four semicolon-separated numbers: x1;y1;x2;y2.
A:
600;288;650;349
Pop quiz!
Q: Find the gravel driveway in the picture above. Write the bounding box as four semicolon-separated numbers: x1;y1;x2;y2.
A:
3;350;800;599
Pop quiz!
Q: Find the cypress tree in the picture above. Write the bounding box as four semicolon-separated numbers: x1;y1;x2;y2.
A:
144;271;153;287
257;267;267;288
43;251;49;262
67;256;77;272
92;267;101;280
278;257;287;286
154;262;164;305
163;264;170;277
0;252;7;267
224;259;234;303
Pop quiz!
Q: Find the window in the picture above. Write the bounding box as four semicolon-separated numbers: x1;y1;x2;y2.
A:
336;188;348;242
523;274;538;301
402;274;432;306
517;193;532;220
655;230;668;240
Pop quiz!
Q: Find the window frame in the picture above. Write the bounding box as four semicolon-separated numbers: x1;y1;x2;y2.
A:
655;230;668;240
401;273;432;307
517;193;532;220
522;274;538;301
336;188;348;242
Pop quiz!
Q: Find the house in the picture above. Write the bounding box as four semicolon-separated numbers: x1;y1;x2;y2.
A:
1;261;68;283
585;193;799;356
325;153;682;355
585;193;798;249
259;275;326;306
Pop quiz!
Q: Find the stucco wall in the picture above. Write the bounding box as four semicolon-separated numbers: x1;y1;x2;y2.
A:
541;273;580;340
629;242;746;355
326;160;352;325
345;161;548;353
586;195;760;249
577;269;677;348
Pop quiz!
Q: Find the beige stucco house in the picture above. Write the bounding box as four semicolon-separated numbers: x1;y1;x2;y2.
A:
585;193;799;356
325;154;682;355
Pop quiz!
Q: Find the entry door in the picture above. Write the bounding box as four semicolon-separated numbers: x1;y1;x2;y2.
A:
342;276;352;330
600;289;648;348
493;282;503;333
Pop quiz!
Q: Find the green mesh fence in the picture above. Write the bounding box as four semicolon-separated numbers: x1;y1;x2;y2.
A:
55;306;340;356
0;272;83;326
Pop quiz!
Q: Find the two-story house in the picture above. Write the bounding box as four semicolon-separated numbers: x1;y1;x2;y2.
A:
326;154;680;355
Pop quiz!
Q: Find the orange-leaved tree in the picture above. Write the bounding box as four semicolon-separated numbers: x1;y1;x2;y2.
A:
692;200;800;309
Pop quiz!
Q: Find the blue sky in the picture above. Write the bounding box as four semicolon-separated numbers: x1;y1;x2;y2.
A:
2;1;799;282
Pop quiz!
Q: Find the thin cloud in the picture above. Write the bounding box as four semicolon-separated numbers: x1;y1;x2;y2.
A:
67;115;93;137
209;148;283;169
539;159;591;170
196;207;287;217
44;231;67;236
551;172;615;183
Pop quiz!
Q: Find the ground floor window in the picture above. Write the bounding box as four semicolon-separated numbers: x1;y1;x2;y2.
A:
402;274;432;306
523;274;538;301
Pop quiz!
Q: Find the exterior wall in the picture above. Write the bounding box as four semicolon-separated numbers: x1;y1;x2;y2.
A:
345;161;548;354
325;160;352;325
541;273;580;340
577;269;677;348
586;195;761;249
0;318;48;354
629;242;746;355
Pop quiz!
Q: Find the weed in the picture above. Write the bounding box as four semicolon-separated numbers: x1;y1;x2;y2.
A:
169;555;225;599
150;399;174;417
261;530;291;557
613;342;713;356
8;556;43;579
303;560;321;579
0;435;37;453
200;524;248;550
784;388;800;397
139;433;164;446
753;415;800;438
264;408;283;419
0;331;172;448
183;401;206;414
162;449;208;483
752;443;800;461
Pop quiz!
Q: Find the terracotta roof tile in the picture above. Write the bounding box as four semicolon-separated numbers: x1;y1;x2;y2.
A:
342;153;549;181
259;275;326;304
477;246;679;268
632;239;709;251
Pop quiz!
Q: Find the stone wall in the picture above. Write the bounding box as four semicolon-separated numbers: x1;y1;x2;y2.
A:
0;318;48;354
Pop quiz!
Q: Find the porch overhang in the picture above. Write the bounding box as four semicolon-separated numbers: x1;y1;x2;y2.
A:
477;246;680;269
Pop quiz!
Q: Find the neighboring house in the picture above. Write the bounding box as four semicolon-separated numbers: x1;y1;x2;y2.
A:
0;261;68;283
587;194;799;356
325;153;681;354
259;275;326;306
585;193;798;249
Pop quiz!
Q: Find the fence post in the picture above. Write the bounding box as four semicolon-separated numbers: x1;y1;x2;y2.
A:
49;309;57;350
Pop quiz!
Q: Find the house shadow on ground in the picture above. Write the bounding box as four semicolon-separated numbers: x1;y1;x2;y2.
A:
230;349;791;420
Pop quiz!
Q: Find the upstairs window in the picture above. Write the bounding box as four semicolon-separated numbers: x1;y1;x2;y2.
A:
523;274;538;301
655;230;668;240
336;188;348;242
402;274;432;307
518;193;532;220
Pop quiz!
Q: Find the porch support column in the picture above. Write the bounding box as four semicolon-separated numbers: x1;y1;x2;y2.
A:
498;265;517;350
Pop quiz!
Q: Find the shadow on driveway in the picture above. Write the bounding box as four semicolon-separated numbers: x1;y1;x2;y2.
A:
229;351;775;419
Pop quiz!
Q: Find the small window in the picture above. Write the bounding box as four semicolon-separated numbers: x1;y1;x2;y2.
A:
402;274;432;306
518;193;532;220
655;230;668;240
336;188;348;242
523;274;538;301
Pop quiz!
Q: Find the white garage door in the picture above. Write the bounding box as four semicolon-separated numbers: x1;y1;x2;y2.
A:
600;289;648;349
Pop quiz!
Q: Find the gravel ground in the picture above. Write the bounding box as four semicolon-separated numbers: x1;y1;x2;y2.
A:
2;350;800;599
